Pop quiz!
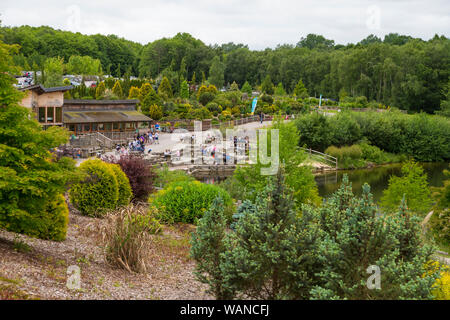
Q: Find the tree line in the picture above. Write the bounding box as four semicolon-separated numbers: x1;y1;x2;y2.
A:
1;25;449;113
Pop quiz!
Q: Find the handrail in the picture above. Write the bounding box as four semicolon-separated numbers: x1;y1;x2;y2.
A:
299;147;338;169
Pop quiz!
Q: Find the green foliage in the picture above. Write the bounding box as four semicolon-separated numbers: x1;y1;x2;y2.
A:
241;81;252;95
69;159;120;217
180;79;189;99
66;55;102;75
148;104;163;120
112;80;123;98
43;57;64;87
305;176;439;299
230;118;320;206
294;111;450;161
158;76;173;99
149;180;233;224
190;196;233;299
128;85;140;99
154;165;194;188
274;82;286;96
109;164;132;208
208;56;225;89
95;81;106;99
381;160;433;215
293;79;308;98
325;145;363;169
221;170;321;299
261;74;274;95
0;40;75;241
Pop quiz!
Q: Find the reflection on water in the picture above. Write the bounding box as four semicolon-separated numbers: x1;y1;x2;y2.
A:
199;162;449;203
315;162;449;202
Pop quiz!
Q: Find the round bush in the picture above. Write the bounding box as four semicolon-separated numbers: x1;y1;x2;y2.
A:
149;180;233;224
109;163;132;208
69;159;119;217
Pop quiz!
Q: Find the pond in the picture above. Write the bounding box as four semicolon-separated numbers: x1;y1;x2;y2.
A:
315;162;449;202
198;162;449;203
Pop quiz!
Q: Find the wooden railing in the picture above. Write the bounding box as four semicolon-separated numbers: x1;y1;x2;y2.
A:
299;147;338;169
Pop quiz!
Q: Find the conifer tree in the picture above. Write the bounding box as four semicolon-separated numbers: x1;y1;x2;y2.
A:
112;80;123;98
96;81;106;99
128;86;140;100
307;175;439;300
158;76;173;99
275;82;286;96
191;196;233;299
293;79;308;99
180;79;189;99
221;168;321;299
241;81;252;95
230;81;239;91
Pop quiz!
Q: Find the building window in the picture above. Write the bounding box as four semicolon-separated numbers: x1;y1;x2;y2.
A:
104;123;112;131
77;124;82;133
83;124;90;132
55;108;62;123
113;122;119;130
47;107;54;122
69;124;75;132
92;123;98;131
98;123;104;131
38;107;45;123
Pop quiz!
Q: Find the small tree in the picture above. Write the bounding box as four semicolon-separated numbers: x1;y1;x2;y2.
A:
293;79;308;99
43;57;64;87
221;169;321;299
96;81;106;99
241;81;252;95
381;160;432;215
112;80;123;98
275;82;286;96
230;81;239;91
180;79;189;99
308;175;439;300
128;86;140;99
261;74;274;95
158;76;173;99
148;104;163;120
191;196;233;299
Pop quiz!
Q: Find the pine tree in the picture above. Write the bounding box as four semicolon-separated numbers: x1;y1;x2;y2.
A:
307;175;439;300
201;71;206;85
261;74;274;95
158;76;173;99
147;104;163;120
275;82;286;96
208;56;225;89
180;79;189;99
230;81;239;91
115;63;121;78
293;79;308;99
128;86;140;100
241;81;252;95
221;168;321;299
112;80;123;98
96;81;106;99
191;196;233;299
191;71;196;86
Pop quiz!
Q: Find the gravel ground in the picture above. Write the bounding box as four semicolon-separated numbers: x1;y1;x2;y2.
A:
0;207;211;300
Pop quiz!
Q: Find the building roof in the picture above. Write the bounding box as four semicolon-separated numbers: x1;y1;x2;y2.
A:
64;99;140;105
19;84;73;94
63;110;151;124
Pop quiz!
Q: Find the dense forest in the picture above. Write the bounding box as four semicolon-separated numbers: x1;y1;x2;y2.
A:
1;25;449;113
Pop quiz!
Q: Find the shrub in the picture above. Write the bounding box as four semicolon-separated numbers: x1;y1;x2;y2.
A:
109;164;132;207
105;155;156;202
101;204;161;273
325;144;363;169
381;160;433;215
69;159;119;217
149;180;233;224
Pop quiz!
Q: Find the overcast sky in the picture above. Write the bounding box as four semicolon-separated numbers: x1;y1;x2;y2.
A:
1;0;449;49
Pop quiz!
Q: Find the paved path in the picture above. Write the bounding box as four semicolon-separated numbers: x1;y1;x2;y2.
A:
76;120;275;166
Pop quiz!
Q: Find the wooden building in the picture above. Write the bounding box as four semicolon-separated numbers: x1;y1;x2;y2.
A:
19;84;73;129
19;85;152;136
63;99;151;135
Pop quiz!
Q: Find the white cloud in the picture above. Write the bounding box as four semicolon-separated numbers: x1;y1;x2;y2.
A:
0;0;448;49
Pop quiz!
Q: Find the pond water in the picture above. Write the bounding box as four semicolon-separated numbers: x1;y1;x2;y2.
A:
199;162;449;203
315;162;449;202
